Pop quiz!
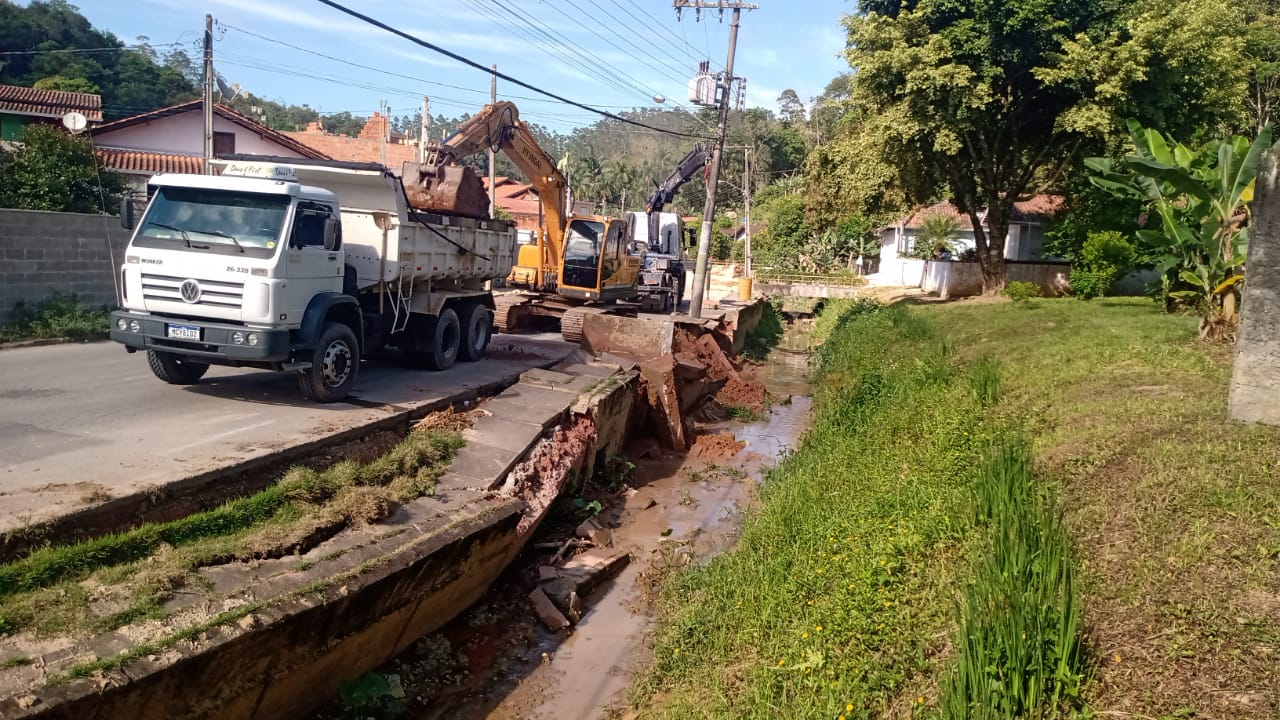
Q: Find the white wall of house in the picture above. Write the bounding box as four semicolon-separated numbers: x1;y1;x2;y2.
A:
95;112;307;157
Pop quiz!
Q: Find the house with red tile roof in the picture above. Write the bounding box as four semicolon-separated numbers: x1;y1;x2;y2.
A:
0;83;102;141
90;99;329;192
880;196;1064;260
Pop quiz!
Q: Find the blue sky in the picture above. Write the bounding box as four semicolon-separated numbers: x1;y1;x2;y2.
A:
74;0;854;132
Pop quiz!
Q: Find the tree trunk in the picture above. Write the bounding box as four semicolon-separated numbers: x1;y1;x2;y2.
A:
967;206;1008;295
980;204;1011;295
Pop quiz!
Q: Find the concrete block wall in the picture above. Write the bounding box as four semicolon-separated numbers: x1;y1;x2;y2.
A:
0;209;125;323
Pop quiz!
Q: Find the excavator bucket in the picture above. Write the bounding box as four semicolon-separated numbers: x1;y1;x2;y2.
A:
401;160;490;220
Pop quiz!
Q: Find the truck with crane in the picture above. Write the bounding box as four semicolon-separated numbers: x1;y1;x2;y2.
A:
625;143;708;313
402;101;642;342
109;158;518;403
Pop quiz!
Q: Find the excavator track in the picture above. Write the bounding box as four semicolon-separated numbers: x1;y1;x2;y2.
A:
492;293;529;334
560;306;589;344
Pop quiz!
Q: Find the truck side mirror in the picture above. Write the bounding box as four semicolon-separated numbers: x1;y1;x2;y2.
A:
323;217;340;251
120;196;135;230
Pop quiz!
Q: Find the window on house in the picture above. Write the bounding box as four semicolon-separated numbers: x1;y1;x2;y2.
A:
213;131;235;156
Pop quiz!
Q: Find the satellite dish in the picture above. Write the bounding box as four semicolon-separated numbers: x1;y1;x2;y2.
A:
62;111;87;134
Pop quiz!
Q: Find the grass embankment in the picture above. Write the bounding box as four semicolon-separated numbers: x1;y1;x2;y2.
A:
0;429;462;639
641;297;1280;718
0;294;110;343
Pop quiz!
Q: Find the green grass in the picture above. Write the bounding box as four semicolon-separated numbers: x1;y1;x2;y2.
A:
742;298;785;361
0;294;110;343
637;303;990;718
640;297;1280;718
0;429;463;637
941;445;1083;718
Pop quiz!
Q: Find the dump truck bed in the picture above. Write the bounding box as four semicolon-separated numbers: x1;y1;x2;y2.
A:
213;157;517;292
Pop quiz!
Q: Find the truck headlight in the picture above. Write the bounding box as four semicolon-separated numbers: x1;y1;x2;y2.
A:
247;333;260;346
129;320;141;333
232;332;246;345
116;318;128;331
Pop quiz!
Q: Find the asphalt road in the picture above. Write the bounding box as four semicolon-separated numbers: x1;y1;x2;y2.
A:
0;334;576;534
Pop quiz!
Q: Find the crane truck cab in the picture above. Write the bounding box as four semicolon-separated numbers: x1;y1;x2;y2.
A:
626;211;687;313
109;159;517;403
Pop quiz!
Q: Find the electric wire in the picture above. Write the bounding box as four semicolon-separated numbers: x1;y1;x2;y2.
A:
522;0;693;83
312;0;711;139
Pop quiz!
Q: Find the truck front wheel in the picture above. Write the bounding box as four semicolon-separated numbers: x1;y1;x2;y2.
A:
147;350;209;385
298;322;360;403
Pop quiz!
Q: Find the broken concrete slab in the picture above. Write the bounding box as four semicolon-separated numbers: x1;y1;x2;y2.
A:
529;587;570;632
483;383;576;430
462;417;545;454
559;548;631;596
575;517;613;547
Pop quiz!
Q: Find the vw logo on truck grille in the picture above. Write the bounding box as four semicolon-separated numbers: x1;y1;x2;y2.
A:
179;279;202;304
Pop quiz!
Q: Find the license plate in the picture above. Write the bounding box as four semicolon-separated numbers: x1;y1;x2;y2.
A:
166;324;201;340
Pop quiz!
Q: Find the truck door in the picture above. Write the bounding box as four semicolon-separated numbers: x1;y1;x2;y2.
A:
282;201;343;324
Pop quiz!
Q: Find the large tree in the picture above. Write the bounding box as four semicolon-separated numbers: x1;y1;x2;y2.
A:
0;124;126;214
843;0;1246;292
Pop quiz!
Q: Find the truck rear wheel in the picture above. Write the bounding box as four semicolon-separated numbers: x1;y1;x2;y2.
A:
297;322;360;403
147;350;209;385
405;309;460;371
459;304;493;362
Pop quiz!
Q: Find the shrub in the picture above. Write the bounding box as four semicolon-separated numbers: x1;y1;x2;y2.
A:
1070;230;1137;300
1001;281;1041;304
0;294;110;342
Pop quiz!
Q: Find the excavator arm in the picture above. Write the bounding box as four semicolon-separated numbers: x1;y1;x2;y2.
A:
403;102;569;290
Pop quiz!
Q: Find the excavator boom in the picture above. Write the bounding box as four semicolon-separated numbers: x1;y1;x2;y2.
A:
646;143;708;213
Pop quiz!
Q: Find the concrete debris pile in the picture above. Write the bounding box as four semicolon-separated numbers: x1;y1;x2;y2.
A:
528;548;631;631
636;325;768;451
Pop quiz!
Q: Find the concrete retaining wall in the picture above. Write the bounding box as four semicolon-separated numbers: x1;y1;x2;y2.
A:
1231;149;1280;424
755;281;864;299
0;209;123;322
922;260;1072;299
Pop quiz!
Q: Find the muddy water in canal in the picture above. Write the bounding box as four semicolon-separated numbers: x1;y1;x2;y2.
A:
313;321;818;720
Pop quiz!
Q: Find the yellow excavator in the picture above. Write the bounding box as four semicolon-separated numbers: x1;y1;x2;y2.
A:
401;102;641;341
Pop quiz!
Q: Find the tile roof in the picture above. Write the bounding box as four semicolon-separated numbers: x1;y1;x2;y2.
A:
96;147;205;175
0;83;102;122
887;194;1065;230
283;129;419;167
93;100;327;159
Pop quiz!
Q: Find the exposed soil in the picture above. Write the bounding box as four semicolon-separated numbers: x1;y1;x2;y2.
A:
690;431;745;460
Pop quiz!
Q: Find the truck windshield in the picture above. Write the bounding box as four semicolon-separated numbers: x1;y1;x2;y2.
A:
133;187;289;259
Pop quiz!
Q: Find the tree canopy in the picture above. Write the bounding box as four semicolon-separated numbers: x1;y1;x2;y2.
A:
0;123;125;213
828;0;1246;292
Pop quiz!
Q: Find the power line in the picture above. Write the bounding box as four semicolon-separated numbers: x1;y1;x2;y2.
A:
479;0;714;131
312;0;711;139
532;0;693;84
621;0;713;68
458;0;642;98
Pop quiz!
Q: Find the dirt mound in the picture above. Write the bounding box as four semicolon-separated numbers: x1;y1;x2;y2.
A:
716;369;768;415
692;432;746;460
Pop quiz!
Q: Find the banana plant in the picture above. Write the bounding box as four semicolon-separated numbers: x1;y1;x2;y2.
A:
1086;121;1273;339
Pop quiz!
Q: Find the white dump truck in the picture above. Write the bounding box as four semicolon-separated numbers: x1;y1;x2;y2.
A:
110;157;518;402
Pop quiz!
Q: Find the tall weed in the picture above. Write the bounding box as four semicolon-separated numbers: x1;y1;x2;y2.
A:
942;445;1084;718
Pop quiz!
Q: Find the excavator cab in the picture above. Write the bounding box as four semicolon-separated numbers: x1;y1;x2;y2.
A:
557;216;640;301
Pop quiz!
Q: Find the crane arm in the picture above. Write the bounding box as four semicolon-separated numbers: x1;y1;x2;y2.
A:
646;143;708;213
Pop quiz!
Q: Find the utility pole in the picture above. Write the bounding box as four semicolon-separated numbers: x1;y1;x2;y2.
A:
419;96;430;163
202;14;214;175
488;64;497;219
743;146;753;279
676;0;757;318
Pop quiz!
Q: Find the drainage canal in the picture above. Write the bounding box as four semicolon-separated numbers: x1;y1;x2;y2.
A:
310;319;819;720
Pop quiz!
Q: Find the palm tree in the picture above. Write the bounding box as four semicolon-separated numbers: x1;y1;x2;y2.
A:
913;213;962;259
